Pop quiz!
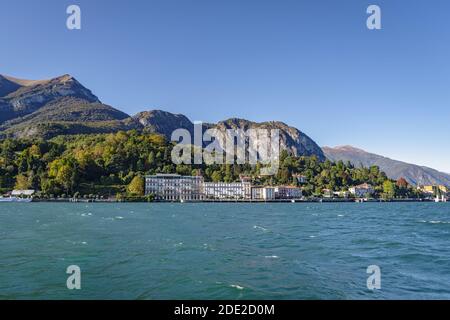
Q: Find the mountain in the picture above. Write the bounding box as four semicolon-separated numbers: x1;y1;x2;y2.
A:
0;75;22;97
209;118;325;160
133;112;325;159
133;110;194;138
0;74;99;121
0;73;325;160
0;74;134;138
323;145;450;186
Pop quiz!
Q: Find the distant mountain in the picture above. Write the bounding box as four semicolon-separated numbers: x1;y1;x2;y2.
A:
323;145;450;186
0;74;325;160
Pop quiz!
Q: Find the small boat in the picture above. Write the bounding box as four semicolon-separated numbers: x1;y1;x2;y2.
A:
0;197;32;203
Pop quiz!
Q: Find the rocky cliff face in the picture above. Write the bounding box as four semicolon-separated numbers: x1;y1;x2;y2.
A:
132;112;325;160
209;118;325;160
133;110;194;138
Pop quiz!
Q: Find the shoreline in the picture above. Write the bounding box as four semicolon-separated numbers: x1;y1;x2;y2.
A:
18;198;439;203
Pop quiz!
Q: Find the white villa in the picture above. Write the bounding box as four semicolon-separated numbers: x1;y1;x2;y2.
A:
251;187;276;200
203;181;251;200
349;183;374;197
145;174;300;202
11;190;35;197
145;174;204;201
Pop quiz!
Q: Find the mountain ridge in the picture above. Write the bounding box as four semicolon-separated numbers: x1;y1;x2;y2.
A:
0;73;325;160
2;73;447;184
323;145;450;186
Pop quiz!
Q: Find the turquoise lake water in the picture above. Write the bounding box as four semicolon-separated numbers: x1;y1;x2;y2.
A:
0;202;449;299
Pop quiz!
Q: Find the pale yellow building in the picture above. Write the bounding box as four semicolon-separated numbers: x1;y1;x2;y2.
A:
420;185;448;194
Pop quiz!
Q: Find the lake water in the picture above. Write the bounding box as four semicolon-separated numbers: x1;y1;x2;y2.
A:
0;202;449;299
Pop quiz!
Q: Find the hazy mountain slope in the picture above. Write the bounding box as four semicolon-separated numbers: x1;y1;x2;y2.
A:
323;145;450;186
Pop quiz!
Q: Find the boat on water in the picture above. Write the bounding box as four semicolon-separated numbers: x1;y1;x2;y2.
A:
0;197;32;203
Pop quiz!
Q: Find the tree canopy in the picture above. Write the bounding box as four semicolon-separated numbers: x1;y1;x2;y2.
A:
0;130;421;198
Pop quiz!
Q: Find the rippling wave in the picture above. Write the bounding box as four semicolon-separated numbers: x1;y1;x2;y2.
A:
0;202;449;299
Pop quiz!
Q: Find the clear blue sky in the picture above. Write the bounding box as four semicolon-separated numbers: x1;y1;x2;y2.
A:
1;0;449;172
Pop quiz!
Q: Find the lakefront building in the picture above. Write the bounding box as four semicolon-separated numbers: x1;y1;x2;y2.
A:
251;187;276;200
275;186;302;199
349;183;374;197
419;185;448;195
203;181;251;200
146;174;302;202
11;190;35;197
293;174;307;184
145;174;204;201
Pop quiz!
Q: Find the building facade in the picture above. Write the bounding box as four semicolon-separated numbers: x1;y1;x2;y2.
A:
293;174;307;184
203;181;251;200
11;190;35;197
145;174;204;201
322;189;334;198
349;183;374;197
420;185;448;195
275;186;302;199
145;174;306;202
334;191;349;198
251;187;275;200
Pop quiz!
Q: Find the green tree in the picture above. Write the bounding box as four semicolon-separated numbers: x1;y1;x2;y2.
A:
56;165;74;193
127;175;145;196
383;181;396;199
14;174;30;190
211;171;223;182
